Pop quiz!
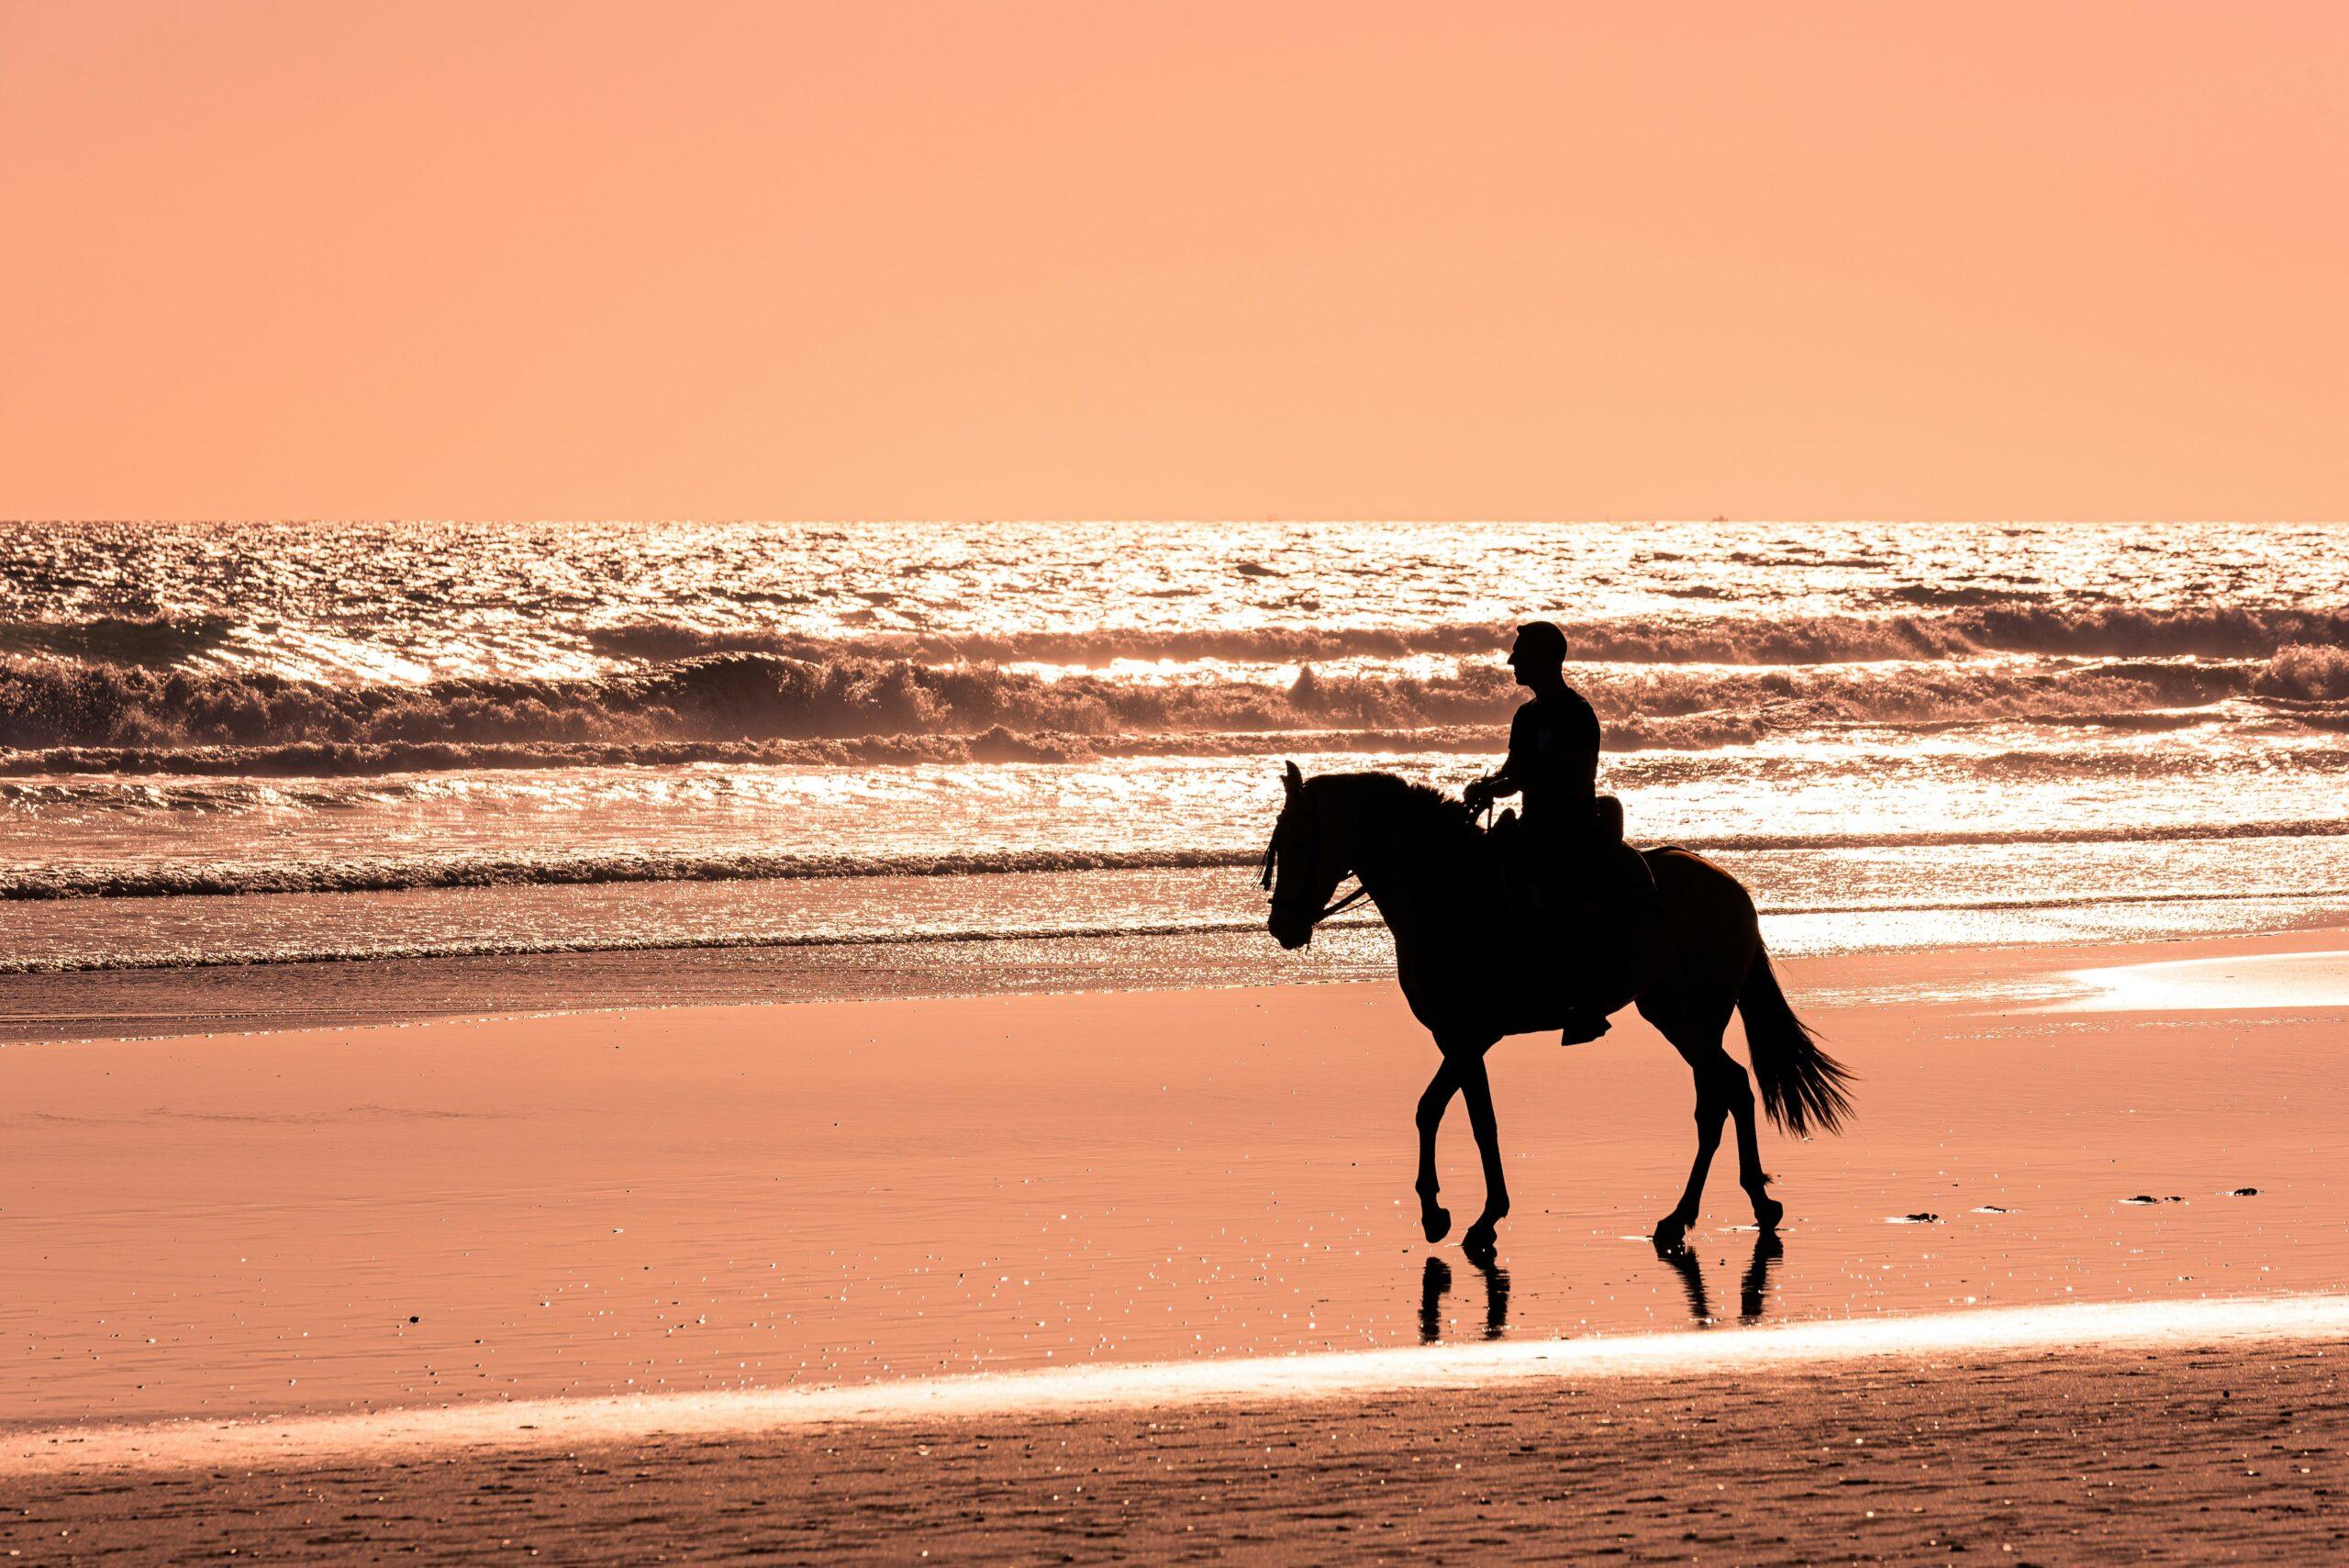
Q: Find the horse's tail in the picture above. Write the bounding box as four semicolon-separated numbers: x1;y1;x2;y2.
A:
1738;944;1853;1138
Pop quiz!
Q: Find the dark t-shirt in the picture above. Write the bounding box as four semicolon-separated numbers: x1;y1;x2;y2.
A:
1506;686;1601;819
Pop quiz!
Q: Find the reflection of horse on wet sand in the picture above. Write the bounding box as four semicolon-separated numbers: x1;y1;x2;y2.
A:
1660;1231;1785;1325
1418;1235;1784;1342
1263;765;1853;1262
1419;1254;1511;1342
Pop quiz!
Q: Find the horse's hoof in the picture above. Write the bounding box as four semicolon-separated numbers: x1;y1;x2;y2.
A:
1421;1204;1452;1244
1753;1195;1786;1233
1652;1217;1688;1252
1462;1224;1498;1265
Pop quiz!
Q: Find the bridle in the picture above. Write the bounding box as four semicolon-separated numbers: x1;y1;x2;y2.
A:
1261;790;1374;928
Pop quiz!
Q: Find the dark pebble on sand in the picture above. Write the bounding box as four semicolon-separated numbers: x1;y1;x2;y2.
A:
408;1315;420;1323
2230;1187;2260;1196
1890;1212;1941;1224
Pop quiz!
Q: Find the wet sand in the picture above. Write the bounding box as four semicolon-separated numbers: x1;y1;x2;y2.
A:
5;929;2348;1555
8;928;2349;1428
8;1331;2343;1564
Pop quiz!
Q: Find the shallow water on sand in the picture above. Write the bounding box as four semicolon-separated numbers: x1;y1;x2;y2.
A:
6;942;2345;1428
2054;949;2349;1012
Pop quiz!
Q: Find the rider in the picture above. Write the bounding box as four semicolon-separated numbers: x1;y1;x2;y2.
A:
1462;620;1600;836
1463;619;1612;1042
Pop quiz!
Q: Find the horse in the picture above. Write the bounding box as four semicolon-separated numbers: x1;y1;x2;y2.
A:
1261;762;1851;1262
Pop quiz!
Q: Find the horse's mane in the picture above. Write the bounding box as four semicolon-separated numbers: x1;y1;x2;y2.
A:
1310;771;1481;853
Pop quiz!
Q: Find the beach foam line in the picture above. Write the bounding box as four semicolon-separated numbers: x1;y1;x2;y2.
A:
2052;949;2349;1012
13;887;2347;976
8;1293;2347;1477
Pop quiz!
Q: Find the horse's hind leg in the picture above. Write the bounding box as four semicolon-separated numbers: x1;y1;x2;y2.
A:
1654;1069;1724;1252
1643;994;1747;1250
1414;1058;1459;1243
1721;1047;1781;1234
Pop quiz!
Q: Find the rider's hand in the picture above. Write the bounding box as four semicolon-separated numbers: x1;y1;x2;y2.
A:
1463;779;1494;815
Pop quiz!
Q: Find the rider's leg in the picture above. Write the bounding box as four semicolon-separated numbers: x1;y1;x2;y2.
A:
1557;929;1613;1045
1553;823;1614;1043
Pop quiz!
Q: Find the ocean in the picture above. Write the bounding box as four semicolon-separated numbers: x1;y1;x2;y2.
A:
4;519;2345;1029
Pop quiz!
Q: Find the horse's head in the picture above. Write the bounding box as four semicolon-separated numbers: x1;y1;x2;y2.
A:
1263;761;1355;950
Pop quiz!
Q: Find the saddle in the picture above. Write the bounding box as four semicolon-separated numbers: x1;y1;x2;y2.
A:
1477;795;1665;1029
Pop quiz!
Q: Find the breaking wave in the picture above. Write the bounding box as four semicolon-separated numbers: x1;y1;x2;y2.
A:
1;645;2338;763
0;613;239;666
0;728;1513;779
2254;643;2349;701
583;604;2349;668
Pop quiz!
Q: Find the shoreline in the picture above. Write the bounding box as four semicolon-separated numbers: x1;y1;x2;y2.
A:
6;913;2347;1049
10;1291;2349;1476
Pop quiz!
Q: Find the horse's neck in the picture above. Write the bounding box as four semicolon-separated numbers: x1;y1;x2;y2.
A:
1343;800;1456;935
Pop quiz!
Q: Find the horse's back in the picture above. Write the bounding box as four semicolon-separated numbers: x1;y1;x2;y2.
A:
1642;843;1749;906
1637;843;1764;994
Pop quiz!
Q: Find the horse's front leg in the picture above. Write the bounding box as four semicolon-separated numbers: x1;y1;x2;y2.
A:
1453;1049;1509;1263
1414;1058;1459;1243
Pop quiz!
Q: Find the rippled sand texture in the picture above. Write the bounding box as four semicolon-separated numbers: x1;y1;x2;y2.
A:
9;1338;2340;1564
6;932;2346;1431
3;521;2347;980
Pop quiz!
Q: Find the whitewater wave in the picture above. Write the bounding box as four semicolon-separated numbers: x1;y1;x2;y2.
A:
0;645;2333;759
2254;643;2349;701
4;597;2343;699
0;704;2245;782
583;605;2349;669
0;728;1514;779
11;817;2347;901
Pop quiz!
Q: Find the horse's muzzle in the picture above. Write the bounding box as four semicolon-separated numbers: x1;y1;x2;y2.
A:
1268;911;1313;950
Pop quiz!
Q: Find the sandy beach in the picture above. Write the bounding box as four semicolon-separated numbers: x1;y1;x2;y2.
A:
9;1331;2342;1563
6;929;2349;1556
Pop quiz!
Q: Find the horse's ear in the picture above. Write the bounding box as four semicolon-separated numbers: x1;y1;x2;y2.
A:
1283;760;1303;801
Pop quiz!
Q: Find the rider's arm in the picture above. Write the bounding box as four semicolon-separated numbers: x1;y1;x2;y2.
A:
1465;709;1533;806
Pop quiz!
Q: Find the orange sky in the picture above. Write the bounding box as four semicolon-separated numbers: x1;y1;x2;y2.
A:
3;2;2343;520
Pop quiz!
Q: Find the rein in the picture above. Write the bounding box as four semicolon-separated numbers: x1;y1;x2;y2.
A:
1261;791;1375;927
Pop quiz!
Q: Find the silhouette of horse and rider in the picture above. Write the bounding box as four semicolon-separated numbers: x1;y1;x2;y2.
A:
1262;621;1854;1264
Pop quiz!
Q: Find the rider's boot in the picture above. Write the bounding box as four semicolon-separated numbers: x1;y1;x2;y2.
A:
1559;1009;1610;1046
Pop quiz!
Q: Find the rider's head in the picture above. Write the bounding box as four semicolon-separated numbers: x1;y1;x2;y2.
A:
1507;621;1568;687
